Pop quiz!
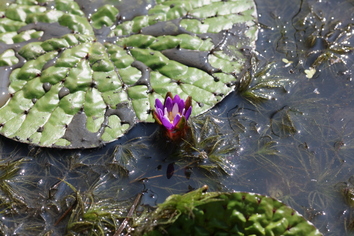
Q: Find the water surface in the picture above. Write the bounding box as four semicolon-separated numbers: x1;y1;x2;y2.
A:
0;0;354;235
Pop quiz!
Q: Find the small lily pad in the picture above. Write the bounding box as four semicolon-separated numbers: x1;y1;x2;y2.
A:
0;0;258;148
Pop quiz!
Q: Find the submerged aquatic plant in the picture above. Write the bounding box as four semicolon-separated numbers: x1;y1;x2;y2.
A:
153;92;192;140
337;176;354;208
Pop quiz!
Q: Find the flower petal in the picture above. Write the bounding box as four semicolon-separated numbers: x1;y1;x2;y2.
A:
155;98;163;110
161;115;173;129
177;99;184;113
172;114;181;127
153;111;162;125
165;97;173;112
172;103;179;118
157;108;163;118
184;96;192;110
184;106;192;120
173;94;181;104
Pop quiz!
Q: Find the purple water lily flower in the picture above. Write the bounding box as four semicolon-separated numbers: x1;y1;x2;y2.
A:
153;92;192;139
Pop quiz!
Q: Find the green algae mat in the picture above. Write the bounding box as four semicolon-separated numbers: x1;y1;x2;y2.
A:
0;0;258;148
140;188;323;236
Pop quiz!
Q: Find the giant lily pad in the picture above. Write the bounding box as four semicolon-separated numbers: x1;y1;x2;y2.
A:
0;0;258;148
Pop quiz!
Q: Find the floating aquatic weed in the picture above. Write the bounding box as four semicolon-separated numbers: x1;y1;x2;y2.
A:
108;137;150;176
228;106;259;134
261;130;344;231
256;0;305;59
64;180;147;236
0;157;48;235
0;157;28;205
237;57;292;105
147;113;237;185
177;116;238;177
153;92;192;141
66;191;107;234
270;106;301;137
305;22;354;77
240;135;295;190
291;1;354;79
55;179;123;235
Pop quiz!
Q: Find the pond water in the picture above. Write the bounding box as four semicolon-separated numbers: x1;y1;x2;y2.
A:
0;0;354;235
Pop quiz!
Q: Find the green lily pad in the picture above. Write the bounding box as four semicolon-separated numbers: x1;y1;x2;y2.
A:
0;0;258;148
140;187;323;236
